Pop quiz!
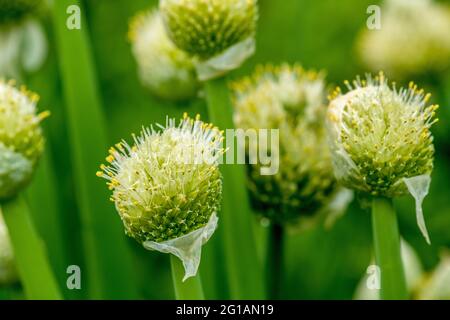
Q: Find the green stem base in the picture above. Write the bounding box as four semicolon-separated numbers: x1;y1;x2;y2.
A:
371;197;408;300
170;255;204;300
1;194;61;300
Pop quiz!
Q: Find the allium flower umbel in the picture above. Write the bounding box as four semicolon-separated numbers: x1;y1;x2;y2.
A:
97;114;223;279
232;65;347;224
160;0;258;80
357;0;450;78
327;72;438;242
129;10;199;101
0;0;42;26
0;80;49;200
98;114;223;243
0;213;17;285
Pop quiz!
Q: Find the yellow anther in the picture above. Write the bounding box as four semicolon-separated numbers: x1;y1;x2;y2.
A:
38;110;51;120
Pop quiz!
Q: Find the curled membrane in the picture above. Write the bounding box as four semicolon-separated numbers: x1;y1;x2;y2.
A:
329;136;432;243
143;213;218;281
196;38;255;81
404;175;431;244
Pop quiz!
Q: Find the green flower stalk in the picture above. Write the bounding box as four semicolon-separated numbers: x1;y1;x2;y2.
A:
97;114;223;295
0;80;48;200
357;0;450;79
0;212;17;285
159;0;263;300
232;64;351;299
0;0;47;78
232;64;350;225
327;72;438;299
129;9;199;101
0;80;60;299
160;0;258;80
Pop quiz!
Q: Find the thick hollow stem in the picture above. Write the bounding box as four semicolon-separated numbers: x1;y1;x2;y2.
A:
1;194;61;300
205;76;264;299
266;222;284;299
170;255;205;300
371;197;408;300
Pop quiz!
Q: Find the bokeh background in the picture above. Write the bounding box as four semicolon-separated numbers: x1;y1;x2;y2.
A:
1;0;449;299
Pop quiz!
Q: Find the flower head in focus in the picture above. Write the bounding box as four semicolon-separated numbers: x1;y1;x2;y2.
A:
97;114;224;244
357;0;450;78
232;64;342;224
327;72;437;197
0;212;17;285
0;80;49;200
129;10;200;101
327;72;437;242
160;0;258;80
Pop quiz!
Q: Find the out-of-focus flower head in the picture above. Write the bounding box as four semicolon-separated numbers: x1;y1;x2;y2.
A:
232;64;348;225
357;0;450;78
0;0;47;78
129;9;200;101
0;80;49;200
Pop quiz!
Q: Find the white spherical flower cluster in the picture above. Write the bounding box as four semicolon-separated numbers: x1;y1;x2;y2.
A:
97;114;224;244
232;64;340;224
327;72;438;242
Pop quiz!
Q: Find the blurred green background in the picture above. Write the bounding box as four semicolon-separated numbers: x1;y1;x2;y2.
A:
1;0;449;300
